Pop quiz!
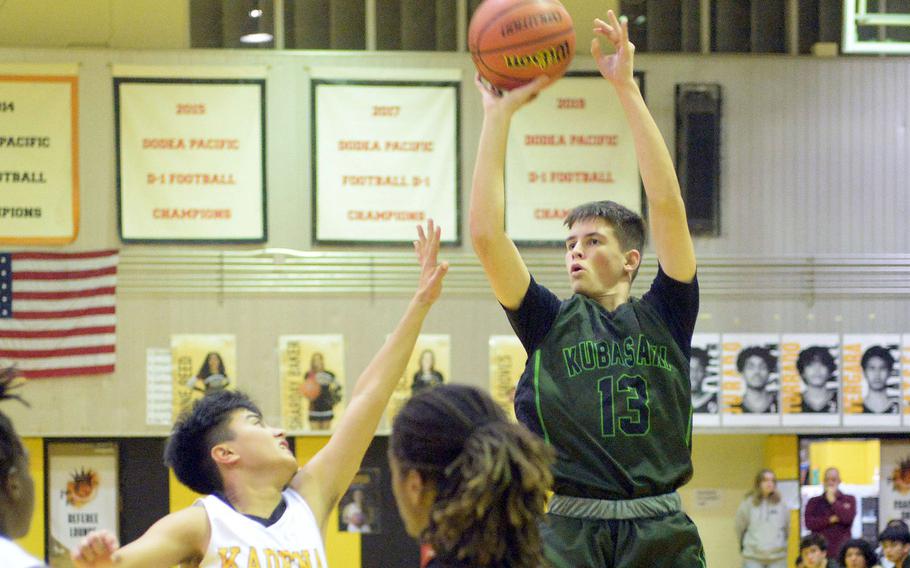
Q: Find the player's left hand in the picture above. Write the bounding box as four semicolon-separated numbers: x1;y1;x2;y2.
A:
592;10;635;87
413;219;449;305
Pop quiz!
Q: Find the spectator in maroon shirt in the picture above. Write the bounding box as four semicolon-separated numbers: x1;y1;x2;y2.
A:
805;468;857;561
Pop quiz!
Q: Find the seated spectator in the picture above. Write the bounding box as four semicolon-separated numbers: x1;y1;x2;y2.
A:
838;538;880;568
800;534;840;568
879;525;910;568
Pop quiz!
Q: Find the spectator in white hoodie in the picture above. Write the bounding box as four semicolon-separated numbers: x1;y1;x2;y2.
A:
736;469;791;568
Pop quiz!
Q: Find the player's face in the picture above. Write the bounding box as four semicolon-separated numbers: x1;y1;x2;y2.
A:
843;547;868;568
564;219;633;298
802;360;829;388
690;358;706;391
882;540;910;563
225;410;297;476
389;456;433;539
863;356;890;391
742;356;770;389
800;545;825;568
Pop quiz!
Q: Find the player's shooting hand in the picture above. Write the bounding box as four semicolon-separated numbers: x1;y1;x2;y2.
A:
413;219;449;305
71;529;119;567
592;10;636;88
474;73;551;118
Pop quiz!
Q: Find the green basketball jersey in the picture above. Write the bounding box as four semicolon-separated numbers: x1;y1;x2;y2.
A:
512;277;695;500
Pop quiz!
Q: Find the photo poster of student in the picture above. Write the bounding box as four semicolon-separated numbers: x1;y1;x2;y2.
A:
721;334;781;427
690;333;721;427
903;334;910;428
384;334;450;428
780;334;841;427
842;334;902;427
48;442;118;565
879;439;910;530
338;467;382;535
279;335;345;433
171;334;236;421
488;335;525;422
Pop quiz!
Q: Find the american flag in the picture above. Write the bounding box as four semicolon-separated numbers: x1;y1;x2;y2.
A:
0;250;118;379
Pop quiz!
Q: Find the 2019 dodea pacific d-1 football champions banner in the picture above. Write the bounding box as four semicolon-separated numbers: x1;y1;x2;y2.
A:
48;442;118;564
114;66;266;243
0;65;79;244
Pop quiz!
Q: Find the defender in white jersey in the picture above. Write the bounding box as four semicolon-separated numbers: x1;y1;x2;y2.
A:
72;221;449;567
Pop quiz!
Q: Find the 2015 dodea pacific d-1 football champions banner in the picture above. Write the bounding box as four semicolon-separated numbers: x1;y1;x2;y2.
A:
505;72;642;244
114;66;266;243
0;65;79;244
48;442;118;564
311;68;460;244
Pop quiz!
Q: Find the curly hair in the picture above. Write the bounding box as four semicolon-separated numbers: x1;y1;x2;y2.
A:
796;346;836;378
736;346;777;374
861;345;895;372
0;366;27;482
837;538;878;567
390;384;554;568
164;390;260;495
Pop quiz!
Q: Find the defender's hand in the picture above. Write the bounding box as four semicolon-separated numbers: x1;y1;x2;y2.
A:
413;219;449;305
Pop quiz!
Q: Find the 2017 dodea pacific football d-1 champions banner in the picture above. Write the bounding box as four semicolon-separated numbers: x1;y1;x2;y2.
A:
311;68;460;244
48;442;118;564
0;64;79;244
279;335;346;433
505;72;642;244
171;334;237;421
114;66;266;243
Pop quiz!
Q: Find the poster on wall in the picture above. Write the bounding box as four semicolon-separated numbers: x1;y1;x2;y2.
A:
338;467;382;535
279;335;346;433
903;334;910;428
48;442;118;564
171;334;236;420
311;73;460;244
384;334;450;428
842;334;902;427
721;334;781;426
504;72;642;244
690;333;721;427
488;335;525;422
0;65;79;244
780;334;841;427
114;66;266;242
879;440;910;529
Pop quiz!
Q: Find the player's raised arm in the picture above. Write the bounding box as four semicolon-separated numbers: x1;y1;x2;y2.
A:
469;74;550;310
592;10;696;283
71;507;209;568
291;220;448;530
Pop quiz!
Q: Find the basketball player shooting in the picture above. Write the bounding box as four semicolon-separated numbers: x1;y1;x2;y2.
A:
71;221;448;567
470;10;706;567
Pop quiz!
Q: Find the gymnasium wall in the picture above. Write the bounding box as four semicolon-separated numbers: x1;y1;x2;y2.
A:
1;47;908;436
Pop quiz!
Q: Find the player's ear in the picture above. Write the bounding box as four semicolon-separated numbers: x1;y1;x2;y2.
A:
211;443;239;466
403;469;435;507
624;249;641;274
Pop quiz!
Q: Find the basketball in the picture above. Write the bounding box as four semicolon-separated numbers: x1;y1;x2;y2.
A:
301;374;322;401
469;0;576;91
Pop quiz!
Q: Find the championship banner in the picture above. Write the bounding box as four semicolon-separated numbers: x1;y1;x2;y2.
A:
0;65;78;244
279;335;346;433
780;334;841;427
903;334;910;427
691;333;721;427
842;334;902;427
488;335;525;422
48;442;117;565
504;72;642;244
312;78;460;244
171;334;236;420
114;68;266;242
721;334;781;426
879;440;910;529
384;334;450;428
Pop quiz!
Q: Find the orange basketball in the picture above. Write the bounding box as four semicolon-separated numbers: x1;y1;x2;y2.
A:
301;375;321;401
469;0;575;91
